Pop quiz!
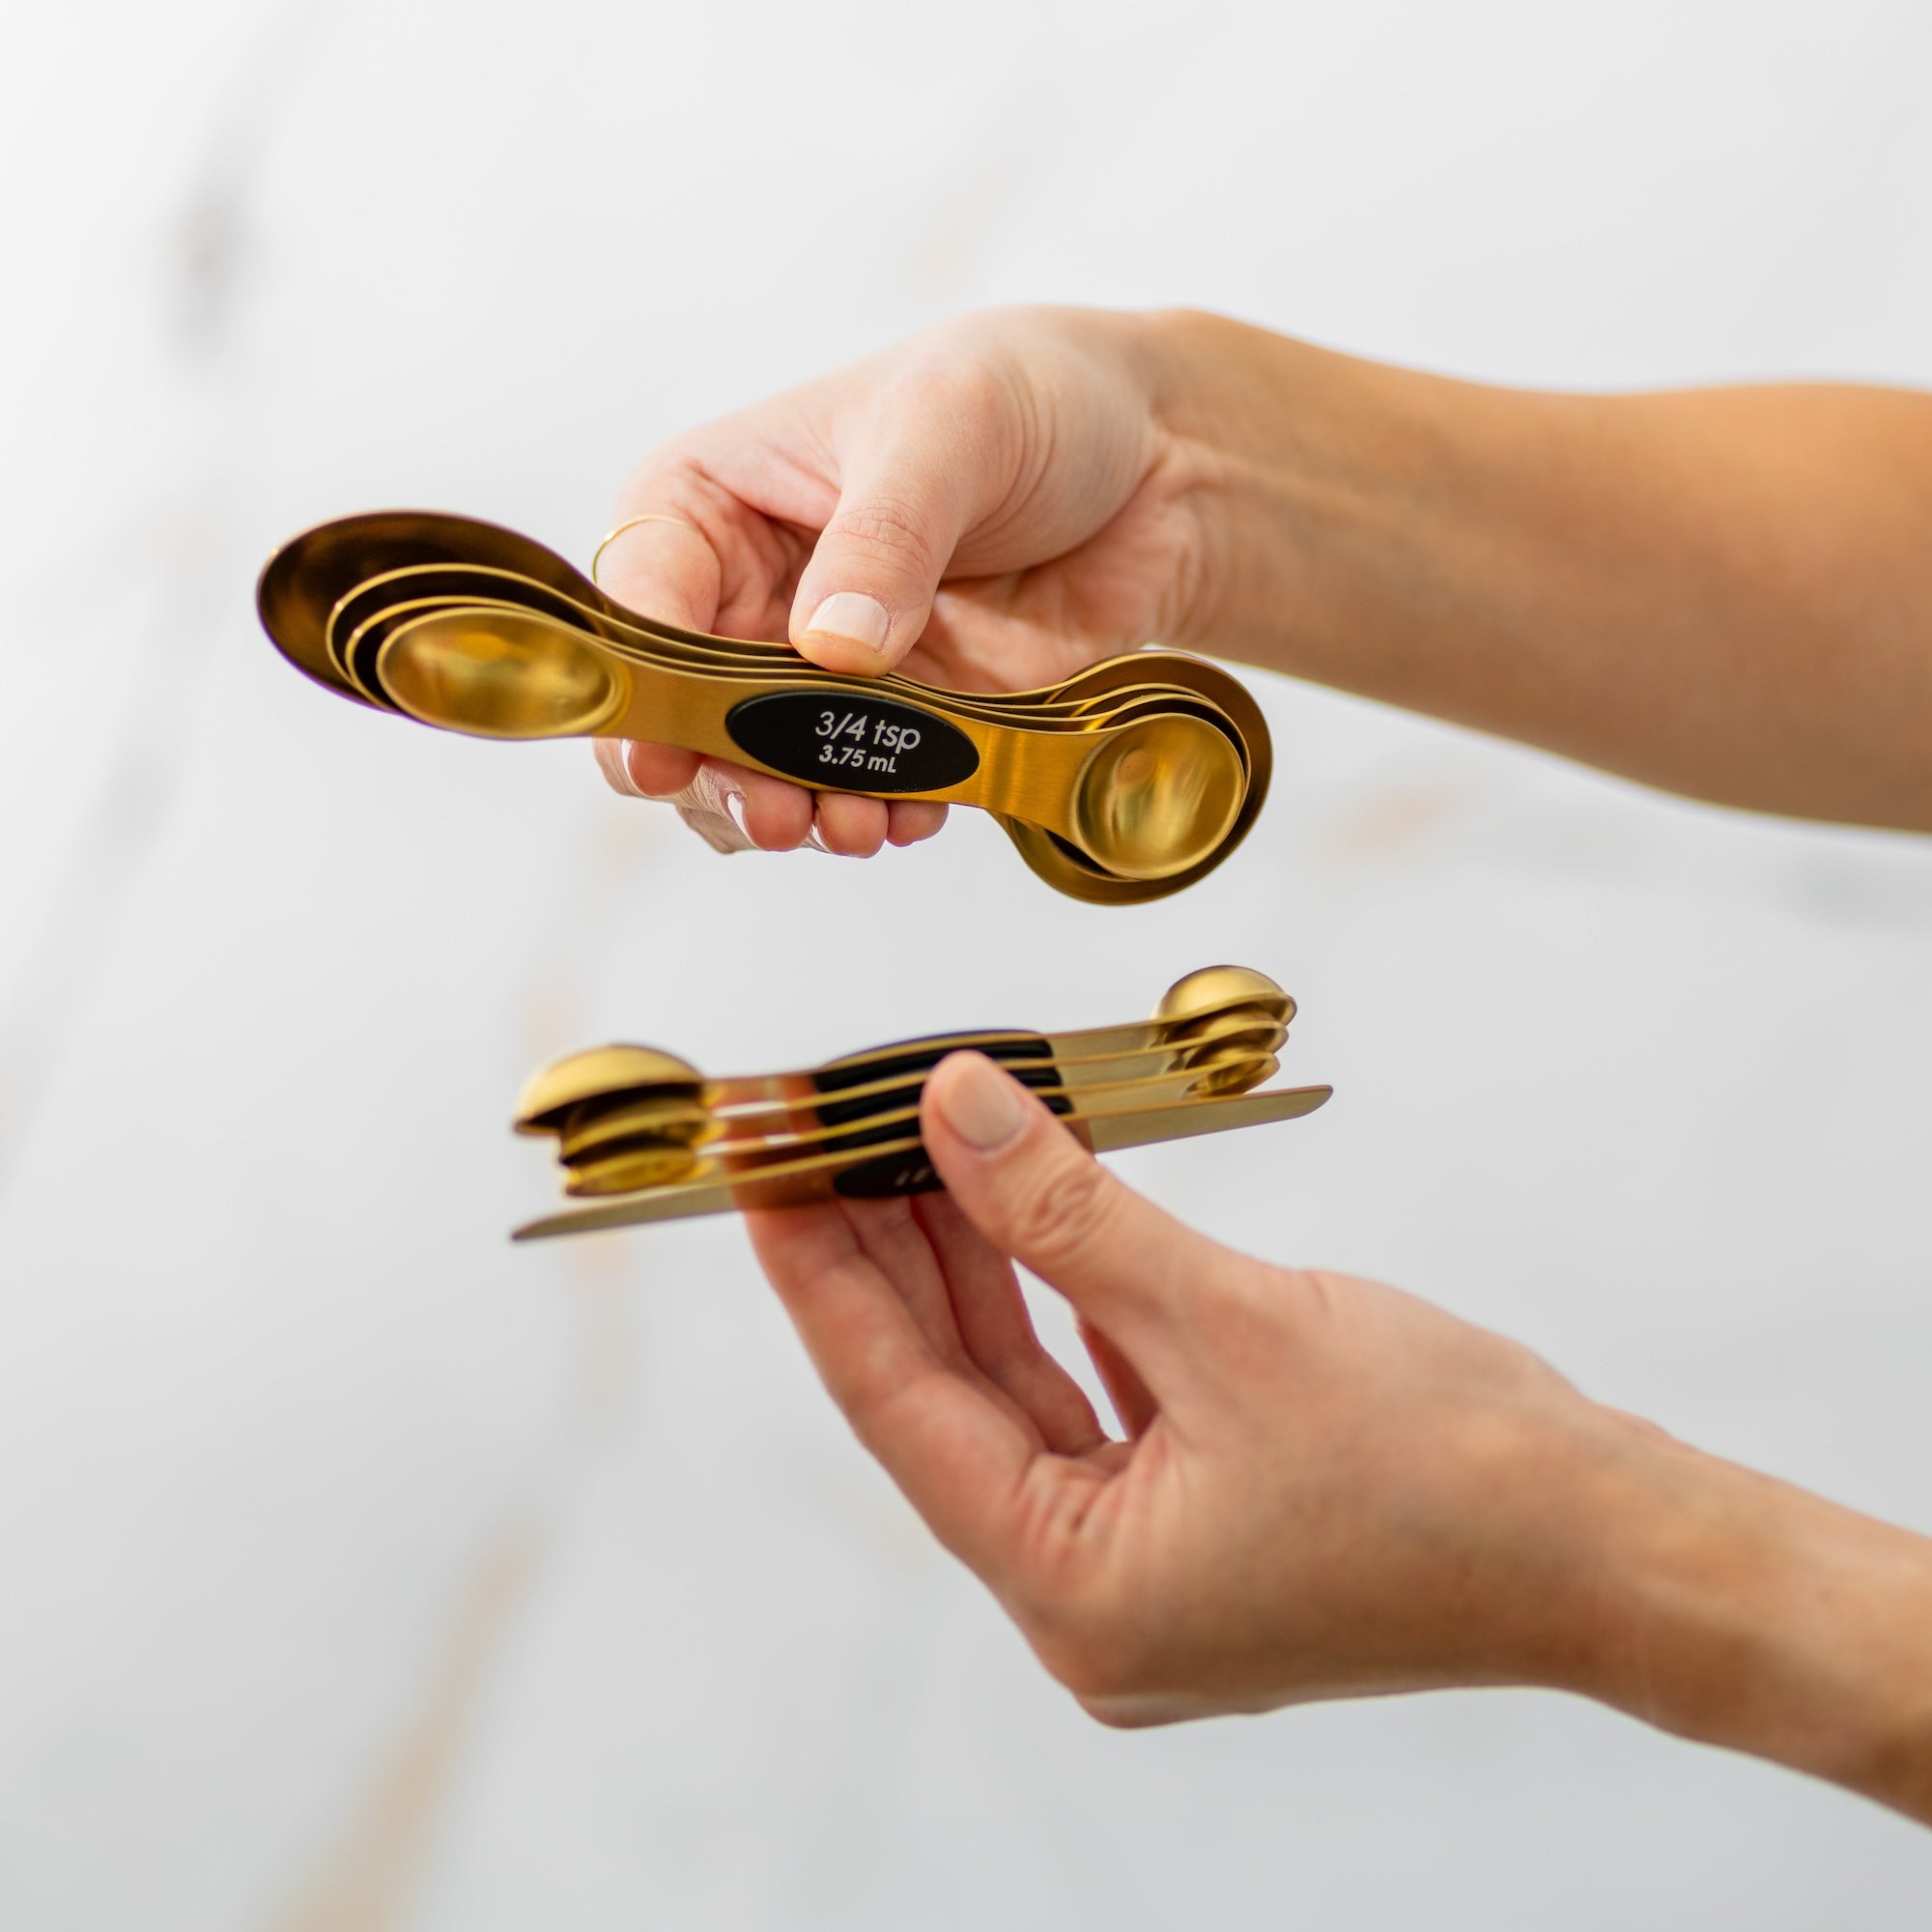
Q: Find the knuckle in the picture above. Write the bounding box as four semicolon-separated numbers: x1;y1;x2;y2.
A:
674;805;747;855
1001;1146;1121;1272
884;354;1013;440
822;497;940;581
611;454;700;527
1183;1259;1310;1377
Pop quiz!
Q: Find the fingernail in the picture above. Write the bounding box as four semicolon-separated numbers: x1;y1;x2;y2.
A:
804;826;834;855
721;787;750;838
597;738;646;799
935;1054;1028;1151
804;591;891;658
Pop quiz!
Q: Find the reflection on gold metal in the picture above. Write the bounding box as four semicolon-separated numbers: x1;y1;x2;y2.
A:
257;510;1273;902
519;1086;1332;1239
512;966;1329;1237
379;608;632;739
513;1045;704;1131
1067;713;1245;879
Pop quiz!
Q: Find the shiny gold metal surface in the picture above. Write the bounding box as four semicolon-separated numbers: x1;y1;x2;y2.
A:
514;1083;1333;1240
512;967;1327;1237
553;1097;715;1159
376;605;1246;873
529;971;1295;1127
513;1045;704;1131
258;510;1273;901
547;1052;1281;1198
1066;712;1245;880
1154;965;1295;1026
563;1142;709;1197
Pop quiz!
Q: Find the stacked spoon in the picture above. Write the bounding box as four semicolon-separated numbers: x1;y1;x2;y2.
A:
511;966;1329;1240
257;510;1272;903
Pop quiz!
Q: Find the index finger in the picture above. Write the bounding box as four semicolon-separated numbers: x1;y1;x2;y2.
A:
595;506;724;632
747;1201;1043;1579
601;447;810;638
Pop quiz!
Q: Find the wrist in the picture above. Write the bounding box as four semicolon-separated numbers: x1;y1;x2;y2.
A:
1126;308;1425;669
1568;1416;1932;1820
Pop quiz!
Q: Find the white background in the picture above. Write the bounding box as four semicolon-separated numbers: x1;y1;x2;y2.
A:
3;1;1931;1924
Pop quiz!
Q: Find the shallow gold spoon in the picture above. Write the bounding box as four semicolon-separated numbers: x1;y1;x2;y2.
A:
376;605;1247;883
512;967;1294;1134
514;1081;1331;1238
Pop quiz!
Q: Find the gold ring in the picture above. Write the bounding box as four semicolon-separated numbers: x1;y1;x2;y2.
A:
591;513;707;586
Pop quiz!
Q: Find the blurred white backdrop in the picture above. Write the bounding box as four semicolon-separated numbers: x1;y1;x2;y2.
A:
3;0;1932;1924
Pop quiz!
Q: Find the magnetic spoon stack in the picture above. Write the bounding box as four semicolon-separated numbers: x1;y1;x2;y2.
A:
510;966;1330;1239
257;511;1272;903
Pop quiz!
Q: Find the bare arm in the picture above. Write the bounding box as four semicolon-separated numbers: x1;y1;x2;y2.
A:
1159;312;1932;827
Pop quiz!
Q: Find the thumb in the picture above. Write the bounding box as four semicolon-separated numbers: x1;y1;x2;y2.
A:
789;429;980;675
921;1052;1235;1386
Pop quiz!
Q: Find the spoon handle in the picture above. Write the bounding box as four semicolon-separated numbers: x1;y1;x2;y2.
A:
511;1083;1332;1240
377;606;1245;876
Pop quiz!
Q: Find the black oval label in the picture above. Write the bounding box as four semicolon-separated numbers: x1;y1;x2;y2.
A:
810;1035;1054;1125
725;690;980;795
830;1088;1077;1200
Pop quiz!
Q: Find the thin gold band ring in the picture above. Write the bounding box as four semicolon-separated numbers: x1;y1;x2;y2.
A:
590;513;708;586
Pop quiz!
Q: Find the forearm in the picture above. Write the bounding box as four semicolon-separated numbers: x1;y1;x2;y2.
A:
1143;310;1932;830
1562;1419;1932;1820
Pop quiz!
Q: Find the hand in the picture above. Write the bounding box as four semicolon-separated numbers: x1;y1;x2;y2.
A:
750;1055;1932;1820
593;307;1214;855
747;1051;1635;1721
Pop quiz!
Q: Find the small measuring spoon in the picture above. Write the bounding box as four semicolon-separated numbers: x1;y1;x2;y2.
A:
513;1080;1333;1238
549;1020;1288;1167
555;1051;1284;1195
513;967;1294;1132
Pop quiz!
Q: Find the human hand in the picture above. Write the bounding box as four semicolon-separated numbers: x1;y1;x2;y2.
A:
746;1051;1643;1723
593;307;1215;856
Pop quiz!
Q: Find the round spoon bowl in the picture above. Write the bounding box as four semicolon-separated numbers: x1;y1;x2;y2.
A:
515;1044;705;1133
1154;967;1293;1029
1067;713;1246;880
380;610;630;739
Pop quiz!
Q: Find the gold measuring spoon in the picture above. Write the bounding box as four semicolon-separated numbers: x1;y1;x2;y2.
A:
318;565;1258;757
554;1052;1284;1197
545;1003;1289;1173
512;967;1294;1134
376;605;1247;882
264;512;1272;897
335;592;1229;747
267;508;1228;712
513;1081;1332;1239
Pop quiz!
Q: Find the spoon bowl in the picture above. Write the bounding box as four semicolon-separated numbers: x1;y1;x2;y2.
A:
1067;711;1246;880
378;606;632;738
261;510;1274;901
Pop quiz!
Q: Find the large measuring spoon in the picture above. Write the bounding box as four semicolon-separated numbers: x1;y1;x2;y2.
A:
556;1050;1284;1196
542;1003;1290;1169
375;606;1247;882
513;966;1295;1132
513;1080;1332;1239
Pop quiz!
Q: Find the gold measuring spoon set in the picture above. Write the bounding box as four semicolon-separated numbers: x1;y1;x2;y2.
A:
511;966;1329;1240
257;510;1272;904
